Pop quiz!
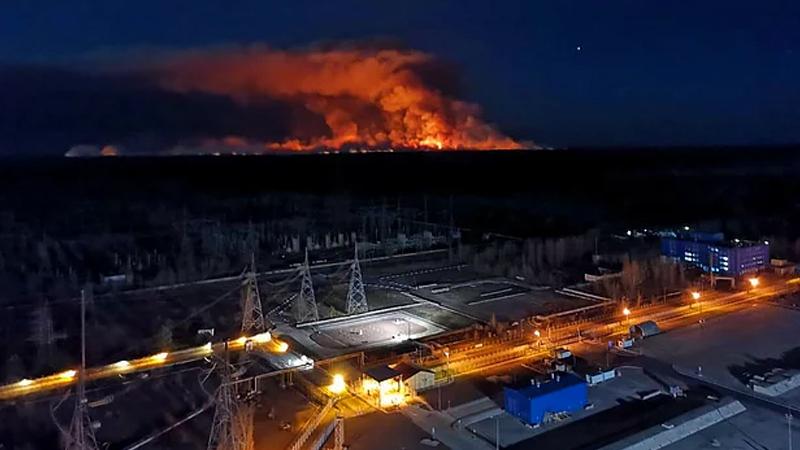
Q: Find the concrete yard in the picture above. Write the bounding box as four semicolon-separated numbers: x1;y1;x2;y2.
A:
344;411;453;450
640;303;800;390
311;310;446;350
665;402;795;450
465;370;664;448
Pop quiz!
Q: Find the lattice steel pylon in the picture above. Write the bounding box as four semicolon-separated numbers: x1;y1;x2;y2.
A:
346;244;368;315
63;289;99;450
333;416;345;450
241;254;267;335
207;351;254;450
293;249;319;323
30;299;64;367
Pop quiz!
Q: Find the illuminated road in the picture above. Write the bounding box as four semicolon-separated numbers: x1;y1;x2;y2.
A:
0;332;289;401
2;278;796;402
425;279;799;377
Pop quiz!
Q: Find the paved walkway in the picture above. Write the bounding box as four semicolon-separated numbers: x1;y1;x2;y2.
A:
401;404;494;450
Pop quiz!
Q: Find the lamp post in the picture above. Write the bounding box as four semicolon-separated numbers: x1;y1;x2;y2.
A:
691;291;702;312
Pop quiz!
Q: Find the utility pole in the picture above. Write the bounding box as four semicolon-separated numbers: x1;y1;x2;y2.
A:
788;412;794;450
294;248;319;323
346;244;368;314
63;289;99;450
241;254;267;335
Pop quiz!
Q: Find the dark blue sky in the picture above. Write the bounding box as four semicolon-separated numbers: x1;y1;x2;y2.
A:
1;0;799;151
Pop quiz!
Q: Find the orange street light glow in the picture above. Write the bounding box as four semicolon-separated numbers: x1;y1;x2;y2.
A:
623;308;631;316
114;360;131;370
151;352;169;363
234;336;248;346
17;378;33;387
329;374;346;395
749;277;760;288
59;369;77;380
534;330;541;338
275;341;289;353
691;291;701;300
252;332;272;343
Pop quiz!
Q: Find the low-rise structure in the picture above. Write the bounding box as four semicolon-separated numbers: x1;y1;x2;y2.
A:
503;373;587;426
661;232;769;277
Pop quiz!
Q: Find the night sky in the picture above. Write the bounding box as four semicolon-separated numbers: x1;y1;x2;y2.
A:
1;0;799;155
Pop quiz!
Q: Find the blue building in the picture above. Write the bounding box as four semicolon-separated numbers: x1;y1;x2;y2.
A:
661;233;769;277
503;373;587;425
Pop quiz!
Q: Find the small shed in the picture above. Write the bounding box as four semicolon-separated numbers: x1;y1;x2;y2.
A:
503;373;587;425
362;365;405;408
392;362;435;393
629;320;660;338
364;365;401;383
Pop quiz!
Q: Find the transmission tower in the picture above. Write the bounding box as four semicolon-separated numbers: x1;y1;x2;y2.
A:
240;254;267;335
293;249;319;323
63;289;99;450
346;244;368;315
333;416;345;450
207;349;254;450
29;299;64;367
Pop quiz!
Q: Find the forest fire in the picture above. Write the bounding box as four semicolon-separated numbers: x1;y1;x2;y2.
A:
153;46;523;152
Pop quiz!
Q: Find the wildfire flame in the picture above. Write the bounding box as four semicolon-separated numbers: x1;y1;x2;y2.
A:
153;46;523;152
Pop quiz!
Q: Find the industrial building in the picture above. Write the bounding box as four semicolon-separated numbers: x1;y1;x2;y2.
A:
661;232;769;277
503;373;587;426
361;362;434;407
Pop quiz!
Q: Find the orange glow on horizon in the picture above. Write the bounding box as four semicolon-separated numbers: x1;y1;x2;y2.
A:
155;47;525;152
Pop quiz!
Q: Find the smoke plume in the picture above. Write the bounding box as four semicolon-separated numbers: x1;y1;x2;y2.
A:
150;45;523;151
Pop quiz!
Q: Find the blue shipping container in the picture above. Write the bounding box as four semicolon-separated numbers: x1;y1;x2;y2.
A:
504;373;587;425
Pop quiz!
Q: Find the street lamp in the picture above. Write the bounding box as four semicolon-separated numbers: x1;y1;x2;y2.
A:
534;330;541;338
691;291;701;311
623;307;631;325
749;277;760;288
329;374;346;395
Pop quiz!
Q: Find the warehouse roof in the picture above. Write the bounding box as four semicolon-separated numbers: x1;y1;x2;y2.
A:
392;362;433;379
364;365;401;382
508;373;585;398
